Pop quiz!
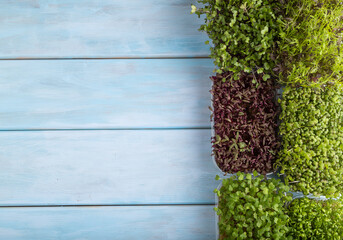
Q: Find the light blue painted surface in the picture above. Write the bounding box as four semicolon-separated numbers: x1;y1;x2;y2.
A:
0;0;215;238
0;206;215;240
0;59;213;130
0;0;209;58
0;129;218;205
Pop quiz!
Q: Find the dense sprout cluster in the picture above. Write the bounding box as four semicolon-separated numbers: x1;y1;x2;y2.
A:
211;72;279;174
192;0;283;80
277;0;343;86
286;198;343;239
276;84;343;197
192;0;343;238
215;172;292;240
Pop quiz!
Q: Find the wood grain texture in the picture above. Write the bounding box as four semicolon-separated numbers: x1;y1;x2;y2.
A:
0;205;215;240
0;129;218;205
0;59;212;130
0;0;209;58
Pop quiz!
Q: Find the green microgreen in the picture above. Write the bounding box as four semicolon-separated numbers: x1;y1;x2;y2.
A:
191;0;283;80
215;172;292;239
276;83;343;197
286;197;343;239
277;0;343;86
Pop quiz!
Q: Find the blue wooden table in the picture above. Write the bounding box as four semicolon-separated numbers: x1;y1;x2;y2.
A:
0;1;218;239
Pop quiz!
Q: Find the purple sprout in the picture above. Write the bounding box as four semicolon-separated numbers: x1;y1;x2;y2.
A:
211;72;280;174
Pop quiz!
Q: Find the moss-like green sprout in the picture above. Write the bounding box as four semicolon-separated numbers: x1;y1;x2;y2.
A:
276;83;343;197
286;197;343;239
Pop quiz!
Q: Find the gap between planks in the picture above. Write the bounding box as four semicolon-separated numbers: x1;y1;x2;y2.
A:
0;203;215;208
0;127;211;132
0;56;210;61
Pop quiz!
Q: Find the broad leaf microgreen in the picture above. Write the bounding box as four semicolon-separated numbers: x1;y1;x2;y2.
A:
215;173;292;240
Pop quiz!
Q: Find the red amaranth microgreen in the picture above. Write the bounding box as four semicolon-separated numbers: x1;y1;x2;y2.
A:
211;72;280;174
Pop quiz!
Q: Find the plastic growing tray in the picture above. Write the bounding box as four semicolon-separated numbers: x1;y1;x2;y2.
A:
214;184;335;240
210;85;284;178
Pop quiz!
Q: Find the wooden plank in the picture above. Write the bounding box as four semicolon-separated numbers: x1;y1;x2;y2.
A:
0;59;212;130
0;205;215;240
0;129;218;205
0;0;209;58
0;206;215;240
